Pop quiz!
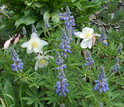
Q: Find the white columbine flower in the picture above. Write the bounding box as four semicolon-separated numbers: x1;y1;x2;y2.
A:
74;27;100;49
35;54;53;71
21;32;48;54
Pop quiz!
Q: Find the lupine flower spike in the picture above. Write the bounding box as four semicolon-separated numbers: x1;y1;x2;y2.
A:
60;29;72;58
99;26;108;46
59;6;76;41
117;43;122;53
55;52;66;70
111;57;120;72
94;66;109;93
84;50;94;66
56;69;69;96
10;48;23;72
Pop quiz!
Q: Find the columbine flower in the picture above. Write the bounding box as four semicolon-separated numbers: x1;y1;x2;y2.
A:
60;29;72;58
99;26;108;46
74;27;100;49
56;70;69;97
94;66;109;93
84;50;94;66
21;32;48;54
10;48;23;72
111;57;120;72
35;53;53;71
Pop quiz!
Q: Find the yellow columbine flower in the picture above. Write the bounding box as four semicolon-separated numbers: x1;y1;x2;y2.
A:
21;32;48;54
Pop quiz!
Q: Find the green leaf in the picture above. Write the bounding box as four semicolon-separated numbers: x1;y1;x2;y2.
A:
43;11;50;23
15;15;38;28
52;14;60;23
32;2;44;8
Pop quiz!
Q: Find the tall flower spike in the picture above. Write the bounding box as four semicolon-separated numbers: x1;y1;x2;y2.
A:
117;43;122;53
111;57;120;72
84;50;94;66
10;48;23;72
99;26;108;46
55;52;66;70
59;6;76;41
60;29;72;58
94;66;109;93
56;70;69;97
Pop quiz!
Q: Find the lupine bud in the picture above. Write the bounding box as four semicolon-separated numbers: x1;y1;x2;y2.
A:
10;47;23;72
117;43;122;53
22;26;27;36
111;57;120;72
3;37;13;49
32;24;38;34
44;18;50;29
94;66;109;93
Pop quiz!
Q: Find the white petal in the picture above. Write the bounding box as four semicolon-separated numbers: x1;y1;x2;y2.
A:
80;40;88;48
74;32;86;39
39;60;49;68
31;32;38;39
87;39;92;49
82;27;94;35
27;49;33;54
33;47;40;53
40;40;48;46
94;33;101;37
35;60;39;71
27;44;32;50
21;42;29;48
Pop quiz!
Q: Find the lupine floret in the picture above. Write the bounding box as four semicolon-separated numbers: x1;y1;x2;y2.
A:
94;66;109;93
10;48;23;72
111;57;120;72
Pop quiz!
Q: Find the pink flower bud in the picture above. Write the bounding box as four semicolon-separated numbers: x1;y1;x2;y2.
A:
92;36;96;46
14;34;21;45
2;37;13;49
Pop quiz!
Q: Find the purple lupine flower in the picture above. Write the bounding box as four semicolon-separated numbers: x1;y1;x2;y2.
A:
55;52;66;70
94;66;109;93
10;48;23;72
117;43;122;53
111;57;120;72
59;6;76;41
60;29;72;58
99;26;108;46
56;70;69;97
84;50;94;66
99;102;103;107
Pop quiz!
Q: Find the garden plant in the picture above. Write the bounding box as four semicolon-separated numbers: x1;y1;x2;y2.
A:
0;0;124;107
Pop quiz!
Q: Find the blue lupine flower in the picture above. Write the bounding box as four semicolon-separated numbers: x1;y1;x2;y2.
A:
56;70;69;97
59;6;76;41
60;29;72;58
10;48;23;72
55;52;66;70
84;50;94;66
111;57;120;72
94;66;109;93
99;27;108;46
117;43;122;53
99;102;103;107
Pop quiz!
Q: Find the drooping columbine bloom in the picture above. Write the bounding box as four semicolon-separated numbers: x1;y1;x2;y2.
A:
117;43;122;53
55;52;66;70
111;57;120;72
60;29;72;58
99;26;108;46
56;70;69;97
35;53;53;71
59;6;76;41
10;48;23;72
74;27;100;49
84;50;94;66
94;66;109;93
21;32;48;54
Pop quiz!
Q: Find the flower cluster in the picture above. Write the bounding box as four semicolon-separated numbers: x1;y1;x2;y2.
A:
56;69;69;97
10;48;23;72
59;6;75;41
111;57;120;72
94;66;109;93
84;50;94;66
60;29;72;58
99;27;108;46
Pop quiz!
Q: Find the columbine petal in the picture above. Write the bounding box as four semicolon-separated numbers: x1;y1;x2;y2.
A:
82;27;94;35
27;49;33;54
33;47;40;53
21;42;29;48
80;40;88;48
74;32;85;39
35;60;39;71
40;40;48;46
87;39;92;49
94;33;101;37
39;59;49;68
31;32;38;39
